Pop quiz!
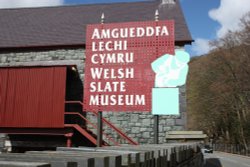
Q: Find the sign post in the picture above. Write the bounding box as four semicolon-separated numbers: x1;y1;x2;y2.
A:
154;114;159;144
84;20;174;112
153;9;159;144
97;13;105;147
97;110;103;147
84;14;175;145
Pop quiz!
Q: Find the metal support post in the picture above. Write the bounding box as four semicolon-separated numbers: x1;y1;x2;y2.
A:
97;111;103;147
97;13;105;147
153;9;159;145
65;133;73;148
154;115;159;144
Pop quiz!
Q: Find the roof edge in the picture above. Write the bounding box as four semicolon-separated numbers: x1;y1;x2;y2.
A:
0;60;81;69
0;40;193;52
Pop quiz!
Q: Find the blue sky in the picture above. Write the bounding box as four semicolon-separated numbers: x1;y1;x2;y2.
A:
0;0;250;56
179;0;220;56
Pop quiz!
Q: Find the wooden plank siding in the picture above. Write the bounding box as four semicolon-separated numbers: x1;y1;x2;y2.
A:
0;66;67;128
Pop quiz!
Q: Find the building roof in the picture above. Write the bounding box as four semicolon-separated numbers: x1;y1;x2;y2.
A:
0;0;193;50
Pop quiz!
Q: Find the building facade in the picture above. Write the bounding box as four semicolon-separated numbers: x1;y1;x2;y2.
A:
0;0;192;148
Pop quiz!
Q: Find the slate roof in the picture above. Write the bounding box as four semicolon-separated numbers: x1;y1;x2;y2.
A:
0;0;193;49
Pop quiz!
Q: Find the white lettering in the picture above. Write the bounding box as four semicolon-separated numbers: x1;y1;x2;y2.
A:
89;94;146;105
91;54;98;64
137;27;145;37
89;95;99;105
111;28;119;38
91;41;127;51
90;68;103;79
125;68;134;78
101;29;110;38
155;26;161;36
146;27;154;36
91;52;133;64
90;68;134;79
91;28;100;39
89;81;126;92
129;27;135;37
161;26;169;36
135;95;145;105
91;26;170;39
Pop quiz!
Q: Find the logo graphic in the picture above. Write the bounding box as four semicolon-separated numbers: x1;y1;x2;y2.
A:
151;49;190;115
151;49;190;87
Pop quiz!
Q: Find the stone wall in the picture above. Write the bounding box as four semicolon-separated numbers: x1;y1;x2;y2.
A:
87;85;187;144
88;111;186;144
0;47;186;145
0;48;85;76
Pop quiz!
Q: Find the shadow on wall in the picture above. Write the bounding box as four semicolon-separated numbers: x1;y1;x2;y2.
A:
64;67;85;128
65;67;83;113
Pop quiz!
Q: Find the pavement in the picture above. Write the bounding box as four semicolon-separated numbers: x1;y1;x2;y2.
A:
204;151;250;167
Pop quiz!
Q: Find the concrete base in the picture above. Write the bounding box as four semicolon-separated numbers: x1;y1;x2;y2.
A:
0;161;51;167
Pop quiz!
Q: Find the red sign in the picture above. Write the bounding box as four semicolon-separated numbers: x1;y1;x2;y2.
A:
83;20;174;112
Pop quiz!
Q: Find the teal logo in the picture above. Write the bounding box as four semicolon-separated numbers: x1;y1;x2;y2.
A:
151;49;190;115
151;50;190;87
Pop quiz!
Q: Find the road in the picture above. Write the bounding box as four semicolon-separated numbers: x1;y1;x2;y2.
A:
204;152;250;167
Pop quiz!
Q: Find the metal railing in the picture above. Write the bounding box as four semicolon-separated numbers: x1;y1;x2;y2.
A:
213;143;250;156
65;101;138;145
64;112;119;146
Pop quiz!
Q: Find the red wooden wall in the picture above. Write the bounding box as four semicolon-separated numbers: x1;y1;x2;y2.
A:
0;66;67;128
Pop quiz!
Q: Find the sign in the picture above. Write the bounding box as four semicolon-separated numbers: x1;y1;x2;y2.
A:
83;20;174;112
152;88;179;115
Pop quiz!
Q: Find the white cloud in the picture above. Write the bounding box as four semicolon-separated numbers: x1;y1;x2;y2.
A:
192;0;250;56
191;38;211;56
0;0;64;9
209;0;250;38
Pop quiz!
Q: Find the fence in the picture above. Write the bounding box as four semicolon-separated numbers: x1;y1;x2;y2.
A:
213;143;250;156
